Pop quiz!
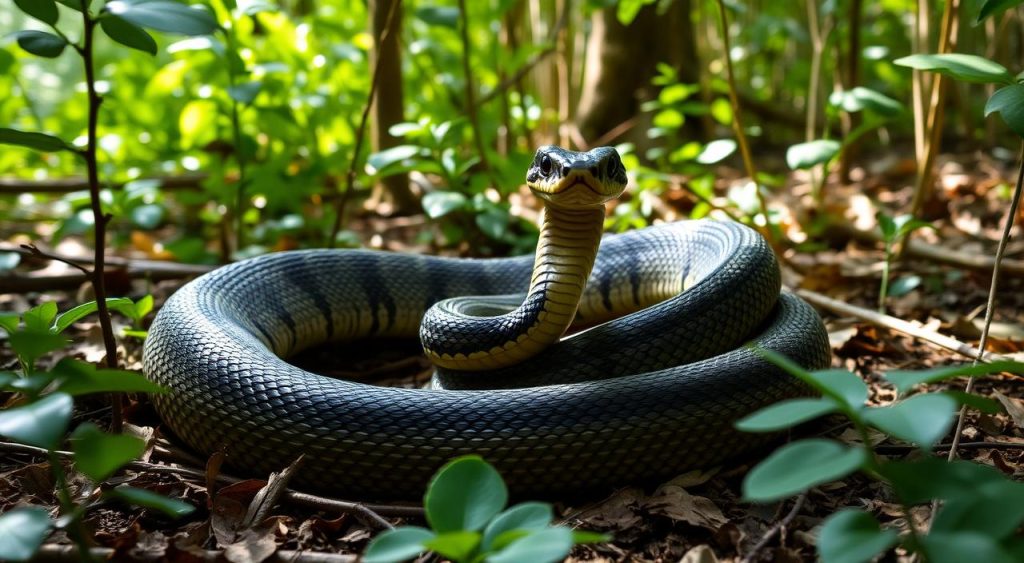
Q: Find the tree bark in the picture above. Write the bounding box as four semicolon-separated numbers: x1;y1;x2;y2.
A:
368;0;417;214
575;0;698;145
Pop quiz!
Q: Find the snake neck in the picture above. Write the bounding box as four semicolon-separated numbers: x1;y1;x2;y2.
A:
420;204;606;371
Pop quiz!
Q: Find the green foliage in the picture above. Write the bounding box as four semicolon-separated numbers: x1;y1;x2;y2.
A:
786;140;840;170
737;352;1024;562
977;0;1024;22
0;507;53;562
363;456;607;563
985;84;1024;139
876;212;935;313
895;54;1014;85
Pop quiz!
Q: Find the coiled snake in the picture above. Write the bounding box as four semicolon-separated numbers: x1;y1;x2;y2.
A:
143;146;831;498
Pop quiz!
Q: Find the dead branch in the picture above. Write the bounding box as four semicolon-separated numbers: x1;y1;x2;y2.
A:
33;544;356;562
740;492;807;563
0;173;206;194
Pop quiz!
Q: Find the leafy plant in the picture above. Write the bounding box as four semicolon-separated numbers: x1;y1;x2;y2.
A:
362;456;607;563
0;314;191;562
737;350;1024;562
875;212;935;314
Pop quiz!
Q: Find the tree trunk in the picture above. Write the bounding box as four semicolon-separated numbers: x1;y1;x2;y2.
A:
368;0;417;214
575;0;698;146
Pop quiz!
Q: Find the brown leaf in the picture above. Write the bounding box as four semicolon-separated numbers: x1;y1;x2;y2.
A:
573;488;645;531
223;526;277;563
993;391;1024;430
679;544;720;563
645;485;728;531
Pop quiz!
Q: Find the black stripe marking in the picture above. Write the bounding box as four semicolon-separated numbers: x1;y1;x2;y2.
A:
358;256;397;334
282;258;335;340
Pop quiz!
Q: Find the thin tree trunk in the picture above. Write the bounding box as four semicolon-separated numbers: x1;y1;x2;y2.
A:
838;0;862;183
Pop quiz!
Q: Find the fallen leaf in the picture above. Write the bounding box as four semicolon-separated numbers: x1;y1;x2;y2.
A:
574;488;645;531
223;526;277;563
993;391;1024;429
645;485;728;531
679;544;720;563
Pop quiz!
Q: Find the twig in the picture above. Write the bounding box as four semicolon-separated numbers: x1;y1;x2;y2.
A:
947;141;1024;461
795;288;1011;362
328;0;403;247
0;173;207;194
0;440;423;522
32;544;357;562
713;0;773;246
19;244;91;276
740;493;807;563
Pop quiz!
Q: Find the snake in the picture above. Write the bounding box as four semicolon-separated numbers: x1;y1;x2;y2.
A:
143;146;832;499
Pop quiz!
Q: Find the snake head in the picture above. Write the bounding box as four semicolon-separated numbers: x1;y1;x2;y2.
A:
526;145;628;208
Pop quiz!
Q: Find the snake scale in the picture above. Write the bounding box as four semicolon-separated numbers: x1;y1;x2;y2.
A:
143;146;831;498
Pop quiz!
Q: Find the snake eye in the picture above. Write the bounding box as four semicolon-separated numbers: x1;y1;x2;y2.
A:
539;155;553;176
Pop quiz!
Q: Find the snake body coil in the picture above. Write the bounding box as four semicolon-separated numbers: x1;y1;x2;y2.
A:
143;148;831;498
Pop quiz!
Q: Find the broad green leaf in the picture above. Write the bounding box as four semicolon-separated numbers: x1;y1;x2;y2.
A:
885;361;1024;396
879;458;1007;504
695;139;737;165
482;502;553;551
0;314;19;333
99;14;157;55
8;331;68;372
829;87;904;117
888;275;921;297
818;509;898;563
133;295;154;321
743;439;866;502
425;456;508;533
786;140;840;170
892;214;935;238
15;30;67;58
943;390;1003;414
0;506;52;562
476;209;510;241
70;422;146;482
863;393;956;450
895;53;1013;84
415;6;460;28
7;374;57;395
920;532;1017;563
130;203;165;229
930;480;1024;539
0;392;73;450
617;0;656;25
423;191;467;219
228;81;262;104
877;212;897;240
14;0;59;25
423;531;481;562
107;486;194;517
53;297;135;334
985;84;1024;138
363;527;435;563
804;370;868;410
367;145;425;174
24;302;58;332
486;526;574;563
735;397;838;432
0;128;71;152
50;359;166;396
977;0;1024;23
105;0;219;36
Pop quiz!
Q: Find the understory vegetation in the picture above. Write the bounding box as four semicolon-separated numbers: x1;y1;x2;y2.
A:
2;0;1024;561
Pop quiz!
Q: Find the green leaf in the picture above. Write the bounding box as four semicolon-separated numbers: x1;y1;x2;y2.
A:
50;359;166;396
15;30;67;58
817;509;898;563
0;392;73;450
105;0;219;36
363;527;435;563
884;361;1024;396
877;212;896;240
70;422;146;482
228;81;262;104
482;502;553;551
24;302;58;332
99;14;158;55
0;314;20;334
786;140;840;170
571;530;610;545
863;393;956;450
133;295;154;321
0;128;71;152
977;0;1024;23
616;0;656;25
828;87;904;117
486;527;574;563
423;531;481;562
735;397;839;432
53;298;135;334
879;458;1007;504
107;486;195;518
743;439;866;502
804;370;868;410
423;191;467;219
14;0;59;25
892;214;936;238
367;145;425;174
943;390;1003;414
0;507;52;562
8;331;68;372
695;139;737;165
415;6;460;28
476;209;510;241
930;479;1024;539
130;203;165;229
985;84;1024;138
895;53;1013;84
920;532;1017;563
425;456;508;533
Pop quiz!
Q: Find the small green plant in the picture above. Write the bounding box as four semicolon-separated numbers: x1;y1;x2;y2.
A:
0;307;193;563
363;456;607;563
875;212;935;314
737;350;1024;562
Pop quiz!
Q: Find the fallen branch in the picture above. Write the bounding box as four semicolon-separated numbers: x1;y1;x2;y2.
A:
32;544;355;563
795;288;1011;362
740;492;807;563
0;173;206;194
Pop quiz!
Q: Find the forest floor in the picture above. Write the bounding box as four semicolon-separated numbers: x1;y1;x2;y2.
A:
2;149;1024;562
